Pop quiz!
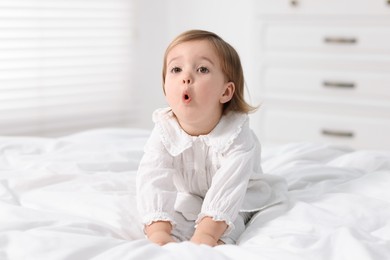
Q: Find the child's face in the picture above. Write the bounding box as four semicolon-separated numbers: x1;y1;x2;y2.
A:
164;40;234;133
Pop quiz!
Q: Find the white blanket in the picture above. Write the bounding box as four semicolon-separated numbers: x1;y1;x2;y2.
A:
0;129;389;260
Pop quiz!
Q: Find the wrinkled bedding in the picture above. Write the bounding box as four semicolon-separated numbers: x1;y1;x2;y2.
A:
0;128;389;260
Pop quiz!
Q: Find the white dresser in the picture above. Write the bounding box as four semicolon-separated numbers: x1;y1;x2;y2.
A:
251;0;390;149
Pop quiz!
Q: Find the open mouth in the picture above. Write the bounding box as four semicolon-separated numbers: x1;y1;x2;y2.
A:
183;92;191;103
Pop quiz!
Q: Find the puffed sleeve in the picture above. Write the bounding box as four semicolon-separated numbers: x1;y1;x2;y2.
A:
136;126;177;227
196;129;261;234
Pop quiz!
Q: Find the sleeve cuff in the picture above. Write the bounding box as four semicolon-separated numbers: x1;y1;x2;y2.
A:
195;211;235;237
142;212;176;232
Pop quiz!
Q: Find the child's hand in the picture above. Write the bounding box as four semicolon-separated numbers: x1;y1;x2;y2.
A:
148;230;176;245
190;217;227;247
145;221;175;246
190;232;218;246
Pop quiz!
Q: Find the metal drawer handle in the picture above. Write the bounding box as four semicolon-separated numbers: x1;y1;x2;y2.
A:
324;37;357;45
322;129;354;138
323;81;355;89
290;0;299;6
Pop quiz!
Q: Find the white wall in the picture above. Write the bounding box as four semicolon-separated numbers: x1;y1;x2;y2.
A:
131;1;170;129
133;0;257;130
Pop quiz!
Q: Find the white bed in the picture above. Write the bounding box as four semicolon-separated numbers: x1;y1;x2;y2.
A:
0;128;389;260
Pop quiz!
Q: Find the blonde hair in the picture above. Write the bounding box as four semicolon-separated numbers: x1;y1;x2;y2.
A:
162;29;257;114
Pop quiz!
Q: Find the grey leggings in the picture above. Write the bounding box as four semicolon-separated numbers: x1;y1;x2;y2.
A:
171;211;255;244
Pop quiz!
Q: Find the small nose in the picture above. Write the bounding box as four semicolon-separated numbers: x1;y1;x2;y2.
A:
182;78;191;84
182;72;192;84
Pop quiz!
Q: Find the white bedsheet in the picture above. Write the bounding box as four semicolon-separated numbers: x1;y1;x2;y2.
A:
0;128;389;260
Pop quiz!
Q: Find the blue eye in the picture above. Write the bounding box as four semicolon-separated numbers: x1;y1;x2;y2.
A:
171;67;181;73
197;66;209;73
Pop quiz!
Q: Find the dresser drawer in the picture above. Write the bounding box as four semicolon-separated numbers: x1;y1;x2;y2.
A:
264;68;390;102
262;110;390;149
264;23;390;54
256;0;390;15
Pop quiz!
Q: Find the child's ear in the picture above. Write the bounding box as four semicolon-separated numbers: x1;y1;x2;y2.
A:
220;82;235;104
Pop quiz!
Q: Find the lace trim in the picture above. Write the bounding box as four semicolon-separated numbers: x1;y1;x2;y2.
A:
195;211;235;237
153;108;192;156
153;107;249;155
207;112;248;153
141;212;176;233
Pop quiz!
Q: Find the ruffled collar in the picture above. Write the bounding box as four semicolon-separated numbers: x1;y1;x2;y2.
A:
153;107;248;156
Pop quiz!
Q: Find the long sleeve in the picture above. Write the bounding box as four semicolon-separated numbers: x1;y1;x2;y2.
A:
136;127;178;227
197;129;262;233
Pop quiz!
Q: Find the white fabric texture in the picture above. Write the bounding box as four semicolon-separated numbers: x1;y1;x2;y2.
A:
136;108;287;240
0;128;389;259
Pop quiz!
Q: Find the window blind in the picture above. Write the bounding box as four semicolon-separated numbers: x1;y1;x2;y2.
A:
0;0;135;136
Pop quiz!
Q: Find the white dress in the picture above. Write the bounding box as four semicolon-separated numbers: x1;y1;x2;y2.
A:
136;107;286;243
